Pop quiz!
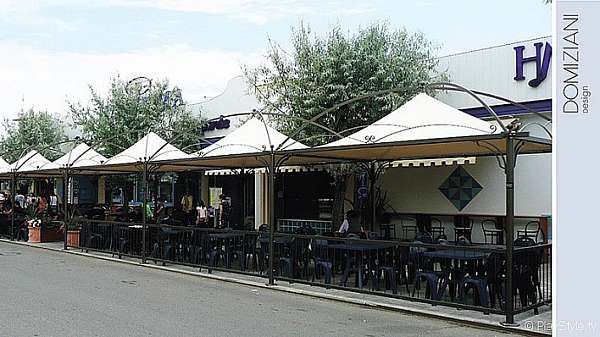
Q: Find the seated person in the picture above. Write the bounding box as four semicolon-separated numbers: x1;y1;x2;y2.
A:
155;201;168;223
337;213;350;234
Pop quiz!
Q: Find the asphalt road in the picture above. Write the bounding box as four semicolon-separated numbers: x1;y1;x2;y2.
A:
0;242;518;337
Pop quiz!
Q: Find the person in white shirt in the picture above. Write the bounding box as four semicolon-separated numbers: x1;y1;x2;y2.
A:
338;213;350;233
196;200;208;227
49;193;58;214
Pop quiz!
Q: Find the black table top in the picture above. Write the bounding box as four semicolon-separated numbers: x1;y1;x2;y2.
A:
208;232;245;239
318;241;397;252
423;249;490;260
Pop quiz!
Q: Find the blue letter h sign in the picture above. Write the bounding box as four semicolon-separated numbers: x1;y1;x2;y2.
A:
514;42;552;88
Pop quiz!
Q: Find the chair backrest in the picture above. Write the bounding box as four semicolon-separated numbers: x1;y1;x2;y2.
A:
430;217;445;241
517;221;543;242
481;219;496;230
481;219;501;244
454;216;473;230
401;225;417;240
431;217;443;229
514;236;536;247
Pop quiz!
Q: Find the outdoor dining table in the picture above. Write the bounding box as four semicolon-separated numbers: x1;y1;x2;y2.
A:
207;231;245;268
318;240;398;289
422;247;497;302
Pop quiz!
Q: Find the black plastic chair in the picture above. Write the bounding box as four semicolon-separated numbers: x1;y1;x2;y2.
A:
410;244;446;301
379;223;396;240
453;219;473;243
513;237;544;313
482;219;503;245
401;228;417;243
375;247;399;294
517;221;543;242
460;251;504;310
233;233;258;271
430;218;446;242
312;239;333;287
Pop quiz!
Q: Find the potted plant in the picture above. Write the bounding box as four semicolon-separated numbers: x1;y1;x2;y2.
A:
25;207;43;243
25;208;65;243
64;211;82;248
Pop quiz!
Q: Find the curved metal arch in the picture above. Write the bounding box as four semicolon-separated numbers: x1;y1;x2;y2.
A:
519;122;553;139
273;81;510;150
197;143;269;157
200;110;349;151
428;82;507;132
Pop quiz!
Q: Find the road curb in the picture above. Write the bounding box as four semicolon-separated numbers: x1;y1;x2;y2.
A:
1;239;550;336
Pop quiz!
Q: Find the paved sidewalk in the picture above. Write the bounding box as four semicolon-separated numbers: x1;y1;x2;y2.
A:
1;239;552;336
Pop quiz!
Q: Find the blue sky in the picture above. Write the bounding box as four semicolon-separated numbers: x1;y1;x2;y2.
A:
0;0;551;123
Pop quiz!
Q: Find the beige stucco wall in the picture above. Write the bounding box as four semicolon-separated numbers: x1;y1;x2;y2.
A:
378;154;551;217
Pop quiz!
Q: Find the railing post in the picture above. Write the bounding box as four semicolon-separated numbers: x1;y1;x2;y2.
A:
267;150;276;286
10;172;16;241
369;162;377;232
63;168;69;250
141;161;148;264
503;134;517;326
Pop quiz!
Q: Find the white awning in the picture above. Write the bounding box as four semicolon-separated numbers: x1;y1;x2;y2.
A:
104;132;191;166
203;157;477;175
194;117;307;158
323;93;497;148
389;157;476;167
11;150;51;173
40;143;108;170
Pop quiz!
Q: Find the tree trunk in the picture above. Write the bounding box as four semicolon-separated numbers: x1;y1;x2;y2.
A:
331;174;349;232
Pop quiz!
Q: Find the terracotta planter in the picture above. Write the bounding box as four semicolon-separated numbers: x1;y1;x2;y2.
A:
67;230;80;247
27;226;42;243
26;225;64;243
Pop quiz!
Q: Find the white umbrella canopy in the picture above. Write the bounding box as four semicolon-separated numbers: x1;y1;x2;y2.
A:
103;132;191;166
195;117;307;158
41;143;108;170
11;150;52;173
323;93;497;147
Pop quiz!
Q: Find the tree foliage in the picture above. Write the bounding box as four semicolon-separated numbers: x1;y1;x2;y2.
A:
245;22;444;146
69;76;203;157
0;109;67;162
245;22;444;227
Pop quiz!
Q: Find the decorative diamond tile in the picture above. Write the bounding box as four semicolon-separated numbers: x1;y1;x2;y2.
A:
439;166;483;211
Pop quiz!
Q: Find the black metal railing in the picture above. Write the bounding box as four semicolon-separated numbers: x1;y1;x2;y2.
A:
512;243;552;315
70;219;551;318
72;219;268;278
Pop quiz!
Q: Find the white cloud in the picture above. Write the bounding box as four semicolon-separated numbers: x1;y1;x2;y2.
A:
0;40;264;130
1;0;376;25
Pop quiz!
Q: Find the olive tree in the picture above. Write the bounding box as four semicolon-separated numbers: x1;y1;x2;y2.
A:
69;76;203;156
0;109;67;162
245;22;444;227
